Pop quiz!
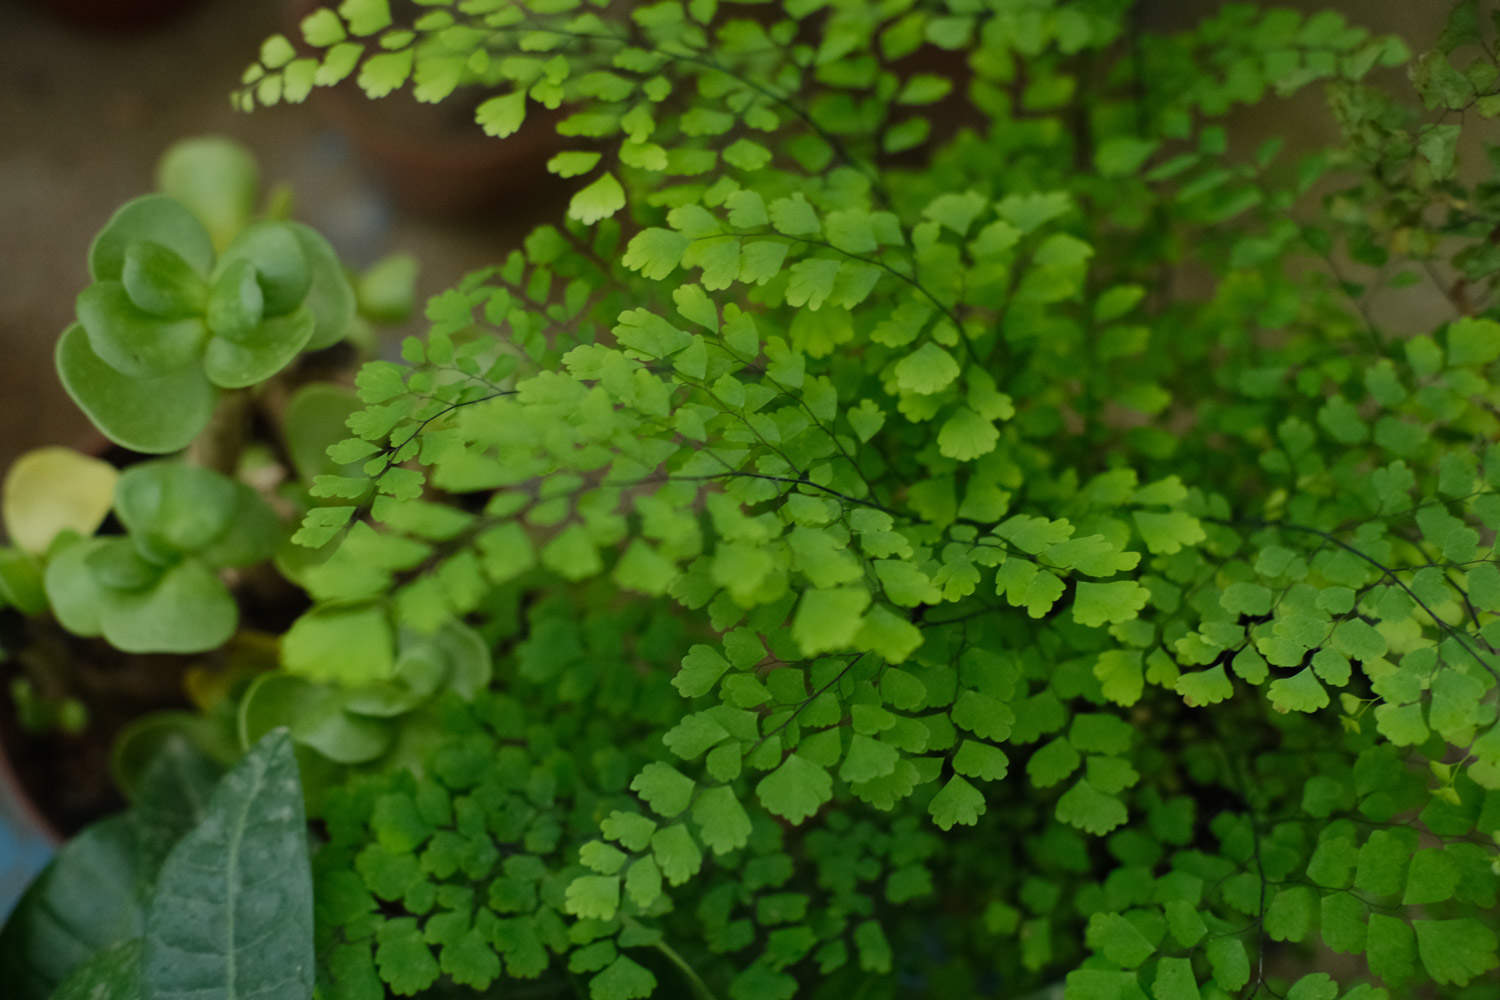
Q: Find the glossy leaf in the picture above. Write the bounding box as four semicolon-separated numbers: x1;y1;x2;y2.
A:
193;483;283;569
115;462;239;558
0;546;47;614
282;383;363;482
237;673;393;763
43;536;110;636
111;712;225;809
204;259;265;342
289;222;357;350
122;241;209;318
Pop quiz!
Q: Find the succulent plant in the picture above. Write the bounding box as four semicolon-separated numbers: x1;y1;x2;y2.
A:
43;461;279;653
58;141;355;453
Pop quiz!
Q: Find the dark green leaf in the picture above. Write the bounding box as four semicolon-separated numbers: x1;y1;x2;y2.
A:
0;817;149;1000
49;939;142;1000
143;730;314;1000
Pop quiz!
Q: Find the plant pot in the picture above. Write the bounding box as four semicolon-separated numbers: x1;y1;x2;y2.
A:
0;730;56;922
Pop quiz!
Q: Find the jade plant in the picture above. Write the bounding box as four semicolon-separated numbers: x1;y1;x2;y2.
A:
0;135;418;660
61;143;354;454
7;1;1500;1000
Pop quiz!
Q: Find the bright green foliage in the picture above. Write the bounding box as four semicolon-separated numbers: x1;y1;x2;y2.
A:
158;0;1500;997
238;619;492;781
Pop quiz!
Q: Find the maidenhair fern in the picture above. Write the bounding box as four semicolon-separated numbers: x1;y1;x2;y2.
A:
238;1;1500;998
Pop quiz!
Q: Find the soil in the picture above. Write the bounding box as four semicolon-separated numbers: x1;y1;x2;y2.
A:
0;615;192;836
0;568;314;839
